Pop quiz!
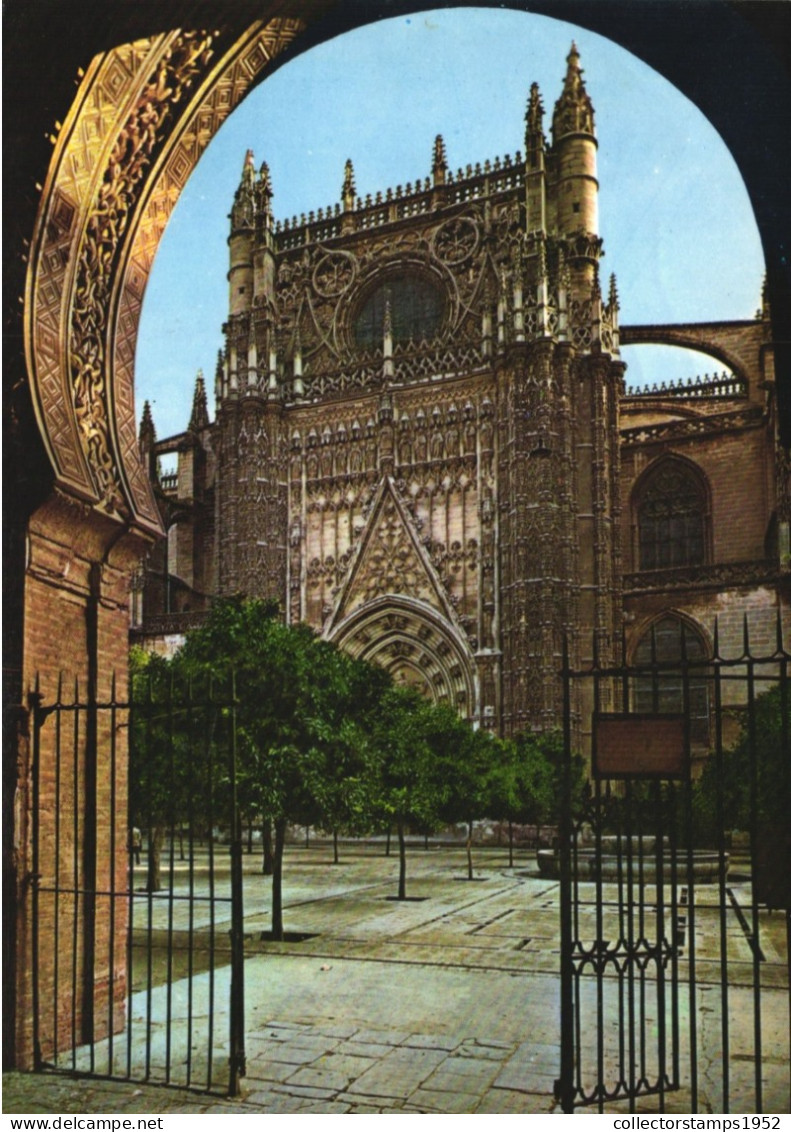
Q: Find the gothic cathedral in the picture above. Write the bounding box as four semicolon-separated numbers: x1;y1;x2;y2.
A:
135;47;789;747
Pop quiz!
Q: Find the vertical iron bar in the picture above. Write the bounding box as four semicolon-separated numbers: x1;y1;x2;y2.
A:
83;569;100;1061
592;640;605;1112
71;677;80;1069
681;623;698;1112
206;681;217;1090
712;620;730;1112
636;776;647;1093
668;779;680;1090
185;677;196;1088
144;674;154;1081
625;778;636;1109
52;675;63;1067
107;674;118;1075
654;777;667;1111
558;634;575;1112
614;785;626;1103
127;677;136;1081
30;676;42;1069
229;671;246;1095
744;618;763;1112
164;671;177;1085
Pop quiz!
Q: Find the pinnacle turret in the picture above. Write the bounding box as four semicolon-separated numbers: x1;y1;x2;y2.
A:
231;149;257;230
256;160;273;207
139;399;156;444
552;41;595;140
525;83;544;143
342;159;356;211
432;135;448;186
189;370;209;432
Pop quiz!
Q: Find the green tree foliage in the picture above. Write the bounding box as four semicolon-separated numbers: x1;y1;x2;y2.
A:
429;713;501;878
129;647;221;892
177;595;387;938
366;686;442;899
693;684;790;843
489;731;585;864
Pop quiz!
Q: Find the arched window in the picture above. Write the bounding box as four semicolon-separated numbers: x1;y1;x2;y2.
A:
634;616;709;745
353;273;444;348
636;460;706;570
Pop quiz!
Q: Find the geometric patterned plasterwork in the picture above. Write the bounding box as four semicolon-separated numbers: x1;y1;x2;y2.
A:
25;17;305;532
26;38;163;504
27;31;217;519
113;19;305;528
71;30;218;515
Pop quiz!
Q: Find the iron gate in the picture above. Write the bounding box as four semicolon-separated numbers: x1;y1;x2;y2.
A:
558;616;790;1113
29;674;246;1094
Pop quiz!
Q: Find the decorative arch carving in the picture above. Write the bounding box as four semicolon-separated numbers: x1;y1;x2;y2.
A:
24;18;307;536
327;594;478;717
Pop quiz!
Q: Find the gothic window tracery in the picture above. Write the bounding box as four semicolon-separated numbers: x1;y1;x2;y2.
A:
633;616;709;745
636;460;707;571
353;272;445;348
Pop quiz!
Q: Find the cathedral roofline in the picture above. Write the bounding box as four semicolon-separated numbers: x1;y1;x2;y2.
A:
271;149;526;252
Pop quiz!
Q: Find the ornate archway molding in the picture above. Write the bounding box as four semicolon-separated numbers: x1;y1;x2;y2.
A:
24;16;307;536
328;594;479;718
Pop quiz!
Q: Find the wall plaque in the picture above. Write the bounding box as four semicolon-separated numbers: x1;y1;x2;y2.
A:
593;713;688;779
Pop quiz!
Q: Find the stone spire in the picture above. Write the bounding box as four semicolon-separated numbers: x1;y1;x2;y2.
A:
525;82;544;147
230;149;257;230
552;42;595;140
342;159;356;211
139;399;156;445
139;400;157;479
189;370;209;431
255;159;273;230
432;135;447;186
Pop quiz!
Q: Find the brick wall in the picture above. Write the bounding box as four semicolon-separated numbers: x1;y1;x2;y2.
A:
15;496;148;1068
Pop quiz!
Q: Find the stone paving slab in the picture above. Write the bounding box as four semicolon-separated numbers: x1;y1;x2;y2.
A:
4;848;788;1115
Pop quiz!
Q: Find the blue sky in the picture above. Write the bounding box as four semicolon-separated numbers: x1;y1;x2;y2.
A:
135;7;764;441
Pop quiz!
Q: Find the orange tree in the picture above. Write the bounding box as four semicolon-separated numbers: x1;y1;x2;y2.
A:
176;596;386;939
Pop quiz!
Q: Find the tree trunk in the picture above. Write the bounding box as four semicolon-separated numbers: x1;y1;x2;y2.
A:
247;822;253;854
397;819;407;900
466;818;474;880
271;816;287;941
333;828;339;865
262;820;273;875
508;819;514;868
146;825;164;892
385;826;391;857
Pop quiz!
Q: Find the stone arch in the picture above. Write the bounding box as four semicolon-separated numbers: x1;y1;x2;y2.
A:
326;595;478;720
8;0;788;1072
628;610;712;748
620;322;767;396
21;7;785;538
628;608;712;665
24;19;309;537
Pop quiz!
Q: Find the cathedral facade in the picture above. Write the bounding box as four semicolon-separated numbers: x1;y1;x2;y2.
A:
134;46;789;746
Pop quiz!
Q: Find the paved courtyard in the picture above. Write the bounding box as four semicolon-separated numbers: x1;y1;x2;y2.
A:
4;843;789;1114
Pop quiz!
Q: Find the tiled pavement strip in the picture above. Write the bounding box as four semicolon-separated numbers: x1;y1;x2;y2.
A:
3;845;789;1115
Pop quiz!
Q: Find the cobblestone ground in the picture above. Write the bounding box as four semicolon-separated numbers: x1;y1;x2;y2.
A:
4;844;788;1114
